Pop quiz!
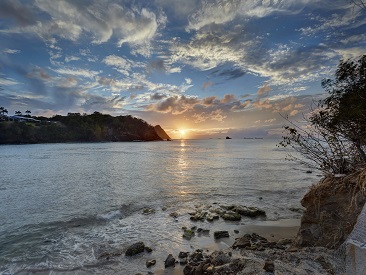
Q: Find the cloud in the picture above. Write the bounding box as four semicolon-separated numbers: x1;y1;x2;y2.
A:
289;109;299;116
231;100;251;111
146;95;199;114
185;78;192;84
216;68;246;80
264;118;276;123
0;77;19;86
103;55;132;76
150;93;167;100
0;0;37;27
186;0;312;31
202;81;214;90
210;108;227;121
257;83;271;97
53;67;99;79
3;48;20;54
65;55;80;62
3;0;166;56
221;94;236;103
192;109;227;123
202;96;218;106
27;66;51;80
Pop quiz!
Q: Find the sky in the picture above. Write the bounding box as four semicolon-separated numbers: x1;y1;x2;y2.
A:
0;0;365;139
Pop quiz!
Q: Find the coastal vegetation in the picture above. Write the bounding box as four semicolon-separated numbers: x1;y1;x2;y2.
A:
0;112;169;144
280;55;366;175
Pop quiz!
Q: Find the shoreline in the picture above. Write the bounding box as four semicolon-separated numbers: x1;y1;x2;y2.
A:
153;219;303;275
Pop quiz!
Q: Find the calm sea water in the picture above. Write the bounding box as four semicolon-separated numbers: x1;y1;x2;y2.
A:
0;139;319;274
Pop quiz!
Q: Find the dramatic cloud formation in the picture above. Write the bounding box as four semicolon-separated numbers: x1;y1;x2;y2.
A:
0;0;365;138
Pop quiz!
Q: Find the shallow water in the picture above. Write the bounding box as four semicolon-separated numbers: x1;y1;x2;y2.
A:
0;139;319;274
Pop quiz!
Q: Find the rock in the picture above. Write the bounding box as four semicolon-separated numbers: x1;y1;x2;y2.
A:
162;206;167;211
169;212;179;218
287;246;299;252
145;246;153;253
289;207;304;213
294;170;366;248
232;236;251;249
178;251;189;258
183;229;195;240
263;259;275;272
190;250;204;262
214;231;229;239
164;254;176;268
146;259;156;268
234;229;239;234
191;226;197;231
206;214;214;222
190;211;207;221
142;208;155;215
306;170;312;173
210;250;231;265
222;212;241;221
234;205;266;217
125;242;145;256
180;257;188;265
277;238;293;246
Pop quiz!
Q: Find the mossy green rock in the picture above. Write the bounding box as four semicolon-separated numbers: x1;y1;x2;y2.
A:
183;229;195;240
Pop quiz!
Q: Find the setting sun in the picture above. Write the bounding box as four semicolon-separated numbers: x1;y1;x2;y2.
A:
179;129;186;139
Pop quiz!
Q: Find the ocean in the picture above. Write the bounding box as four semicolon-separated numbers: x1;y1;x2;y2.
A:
0;139;320;274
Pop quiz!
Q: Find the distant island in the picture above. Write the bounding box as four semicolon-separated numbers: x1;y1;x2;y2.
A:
0;111;171;144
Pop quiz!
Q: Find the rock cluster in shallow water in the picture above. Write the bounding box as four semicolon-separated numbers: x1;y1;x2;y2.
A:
188;203;266;222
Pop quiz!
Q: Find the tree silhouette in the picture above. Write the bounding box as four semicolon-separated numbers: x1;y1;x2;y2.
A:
15;111;22;116
25;110;31;117
280;55;366;174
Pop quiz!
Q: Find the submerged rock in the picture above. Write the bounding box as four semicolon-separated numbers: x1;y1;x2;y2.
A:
142;208;155;215
145;246;153;253
165;254;176;268
183;229;195;240
169;212;179;218
146;259;156;268
214;231;230;239
125;242;145;256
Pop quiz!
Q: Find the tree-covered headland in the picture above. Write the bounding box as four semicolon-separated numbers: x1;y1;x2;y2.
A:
0;111;168;144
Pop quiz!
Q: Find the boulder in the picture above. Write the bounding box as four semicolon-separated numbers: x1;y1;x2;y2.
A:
294;171;366;248
125;242;145;256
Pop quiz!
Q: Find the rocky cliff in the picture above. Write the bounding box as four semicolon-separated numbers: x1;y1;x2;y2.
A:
294;169;366;248
154;125;171;140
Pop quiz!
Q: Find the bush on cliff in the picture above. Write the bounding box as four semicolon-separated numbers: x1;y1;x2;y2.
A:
280;55;366;175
